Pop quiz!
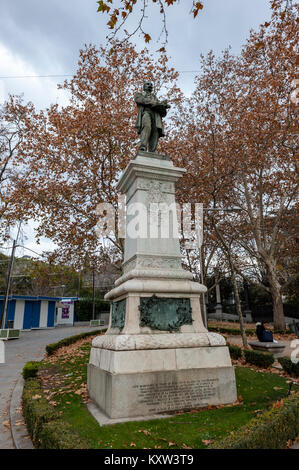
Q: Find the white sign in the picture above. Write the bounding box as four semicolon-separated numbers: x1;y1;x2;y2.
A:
290;339;299;364
0;340;5;364
290;79;299;105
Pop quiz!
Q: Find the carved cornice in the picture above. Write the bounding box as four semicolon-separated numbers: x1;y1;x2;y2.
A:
91;332;226;351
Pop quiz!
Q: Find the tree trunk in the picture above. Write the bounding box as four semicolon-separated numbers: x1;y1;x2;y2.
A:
267;269;285;331
210;216;248;348
230;264;248;348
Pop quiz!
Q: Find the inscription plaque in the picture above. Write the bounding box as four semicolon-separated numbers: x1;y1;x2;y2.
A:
132;378;219;413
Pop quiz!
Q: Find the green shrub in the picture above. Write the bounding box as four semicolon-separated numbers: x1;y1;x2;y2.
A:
278;357;299;378
46;329;105;355
39;420;87;449
22;378;58;447
228;344;243;360
22;361;40;380
244;349;274;368
209;326;256;336
22;378;88;449
211;393;299;449
274;328;292;335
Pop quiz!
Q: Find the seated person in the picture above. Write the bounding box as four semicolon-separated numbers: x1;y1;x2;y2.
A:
256;322;264;341
255;321;276;342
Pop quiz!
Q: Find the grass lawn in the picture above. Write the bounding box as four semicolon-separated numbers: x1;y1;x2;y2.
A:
38;336;291;449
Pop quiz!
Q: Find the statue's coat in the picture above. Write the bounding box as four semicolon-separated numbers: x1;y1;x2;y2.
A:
134;92;166;137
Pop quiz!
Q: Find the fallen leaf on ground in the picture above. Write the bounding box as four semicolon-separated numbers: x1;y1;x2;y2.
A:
272;399;284;409
138;429;151;435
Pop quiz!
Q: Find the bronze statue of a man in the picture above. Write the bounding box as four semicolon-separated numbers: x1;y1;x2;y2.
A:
135;81;170;153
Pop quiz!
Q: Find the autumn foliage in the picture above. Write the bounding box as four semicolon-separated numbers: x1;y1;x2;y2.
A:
164;0;298;329
0;0;298;330
14;43;180;270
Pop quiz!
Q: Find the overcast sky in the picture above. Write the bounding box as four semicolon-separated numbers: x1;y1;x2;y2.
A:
0;0;272;257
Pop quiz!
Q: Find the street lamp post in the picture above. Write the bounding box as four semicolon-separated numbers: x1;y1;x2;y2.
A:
0;222;22;329
0;239;18;329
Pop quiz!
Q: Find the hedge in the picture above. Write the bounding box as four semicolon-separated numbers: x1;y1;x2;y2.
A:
22;361;40;380
244;349;274;368
211;393;299;449
22;378;59;447
46;328;105;355
209;326;256;336
209;325;291;336
278;357;299;378
39;420;88;449
22;377;87;449
228;344;242;360
228;344;274;367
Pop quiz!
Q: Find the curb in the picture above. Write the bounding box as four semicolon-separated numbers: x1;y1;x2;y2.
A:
10;376;34;449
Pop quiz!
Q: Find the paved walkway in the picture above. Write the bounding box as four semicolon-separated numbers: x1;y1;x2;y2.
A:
0;326;101;449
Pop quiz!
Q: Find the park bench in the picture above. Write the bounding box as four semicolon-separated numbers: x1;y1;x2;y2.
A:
90;319;105;327
0;329;20;340
248;341;286;358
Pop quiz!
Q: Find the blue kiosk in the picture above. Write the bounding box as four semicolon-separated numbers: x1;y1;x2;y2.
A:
0;295;76;330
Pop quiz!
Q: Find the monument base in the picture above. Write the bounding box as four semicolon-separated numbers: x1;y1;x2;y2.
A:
87;151;237;421
87;345;237;419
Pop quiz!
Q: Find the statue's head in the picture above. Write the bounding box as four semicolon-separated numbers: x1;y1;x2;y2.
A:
143;81;153;92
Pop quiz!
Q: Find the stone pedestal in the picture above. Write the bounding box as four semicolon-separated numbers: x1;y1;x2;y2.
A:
88;152;237;420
